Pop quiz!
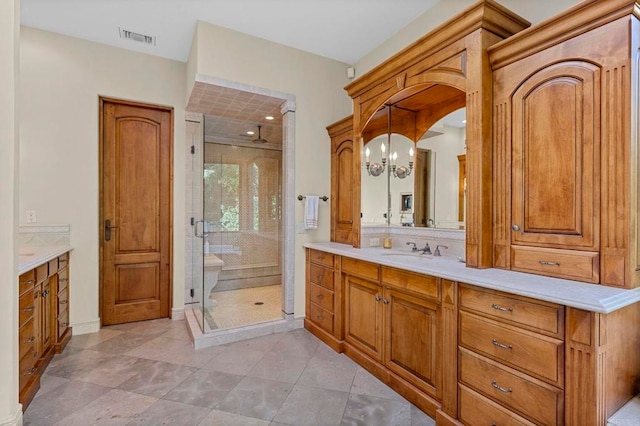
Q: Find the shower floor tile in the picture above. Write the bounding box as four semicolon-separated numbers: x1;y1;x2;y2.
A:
206;285;282;331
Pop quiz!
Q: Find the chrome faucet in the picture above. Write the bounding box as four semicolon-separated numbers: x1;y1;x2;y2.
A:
434;245;448;256
419;243;432;255
406;242;418;252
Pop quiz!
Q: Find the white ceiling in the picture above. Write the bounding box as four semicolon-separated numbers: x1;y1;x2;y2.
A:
21;0;440;64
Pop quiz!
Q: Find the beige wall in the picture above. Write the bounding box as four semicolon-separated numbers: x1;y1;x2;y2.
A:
0;0;21;423
20;27;187;330
191;21;353;316
355;0;583;78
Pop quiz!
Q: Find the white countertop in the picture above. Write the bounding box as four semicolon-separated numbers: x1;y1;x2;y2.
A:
19;245;73;275
304;242;640;314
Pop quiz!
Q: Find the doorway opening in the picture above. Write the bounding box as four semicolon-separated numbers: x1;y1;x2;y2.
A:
185;76;296;347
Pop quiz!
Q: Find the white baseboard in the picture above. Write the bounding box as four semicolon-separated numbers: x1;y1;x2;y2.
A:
171;308;185;321
71;318;101;335
0;405;22;426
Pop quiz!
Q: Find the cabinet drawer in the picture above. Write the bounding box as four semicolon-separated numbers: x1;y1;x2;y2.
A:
48;258;58;276
459;384;536;426
57;267;69;292
19;270;35;296
342;257;379;282
19;317;36;360
511;245;599;283
19;289;36;326
309;249;334;268
58;308;69;338
36;263;48;284
309;283;334;312
460;312;563;386
308;303;333;334
382;267;439;301
19;348;38;392
58;252;69;269
310;264;334;290
459;284;563;337
58;287;69;314
459;348;563;425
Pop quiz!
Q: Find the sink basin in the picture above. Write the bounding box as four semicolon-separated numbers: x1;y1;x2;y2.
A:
381;251;432;259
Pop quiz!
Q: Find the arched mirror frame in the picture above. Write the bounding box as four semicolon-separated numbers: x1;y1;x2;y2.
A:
345;0;529;268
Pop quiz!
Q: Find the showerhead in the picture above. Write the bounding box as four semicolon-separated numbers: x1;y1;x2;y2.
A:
252;125;268;143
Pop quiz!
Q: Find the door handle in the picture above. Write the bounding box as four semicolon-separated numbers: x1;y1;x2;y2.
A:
194;221;210;238
105;219;118;241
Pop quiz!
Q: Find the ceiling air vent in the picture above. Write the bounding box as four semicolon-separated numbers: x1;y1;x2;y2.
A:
119;28;156;46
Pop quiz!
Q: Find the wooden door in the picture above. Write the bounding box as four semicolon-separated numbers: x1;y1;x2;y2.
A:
344;275;383;362
383;287;440;398
511;61;599;250
100;98;172;325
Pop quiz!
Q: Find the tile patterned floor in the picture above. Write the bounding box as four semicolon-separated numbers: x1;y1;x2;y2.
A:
207;285;282;330
24;319;437;426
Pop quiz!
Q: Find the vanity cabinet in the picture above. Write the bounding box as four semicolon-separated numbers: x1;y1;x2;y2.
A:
327;116;356;246
491;0;640;288
18;251;71;410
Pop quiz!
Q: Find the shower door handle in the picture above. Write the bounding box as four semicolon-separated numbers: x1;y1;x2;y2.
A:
194;220;207;238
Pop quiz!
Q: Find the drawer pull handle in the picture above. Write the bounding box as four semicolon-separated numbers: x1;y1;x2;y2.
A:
492;339;513;350
21;279;35;285
24;367;37;376
375;295;381;302
491;303;513;312
60;300;68;305
491;380;512;393
24;336;36;343
383;299;390;304
539;260;560;266
22;306;35;313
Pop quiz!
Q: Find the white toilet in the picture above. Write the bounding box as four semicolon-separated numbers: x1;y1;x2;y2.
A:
203;253;224;308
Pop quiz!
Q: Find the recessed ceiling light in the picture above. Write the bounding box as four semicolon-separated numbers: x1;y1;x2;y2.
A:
265;116;274;120
246;131;255;135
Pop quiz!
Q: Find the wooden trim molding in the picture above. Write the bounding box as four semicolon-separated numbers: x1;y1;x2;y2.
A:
345;1;528;266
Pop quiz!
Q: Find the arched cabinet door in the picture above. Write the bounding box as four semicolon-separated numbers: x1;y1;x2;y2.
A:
511;61;600;251
328;117;355;245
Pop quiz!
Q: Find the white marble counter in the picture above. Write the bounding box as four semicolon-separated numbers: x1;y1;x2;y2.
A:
19;245;72;275
304;242;640;314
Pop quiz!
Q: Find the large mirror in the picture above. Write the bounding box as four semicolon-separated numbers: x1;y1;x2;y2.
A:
360;86;467;230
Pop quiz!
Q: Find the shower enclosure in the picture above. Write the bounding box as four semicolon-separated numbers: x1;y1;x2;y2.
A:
191;115;284;333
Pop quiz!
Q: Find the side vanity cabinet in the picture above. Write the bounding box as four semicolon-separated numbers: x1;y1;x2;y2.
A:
18;252;71;410
491;0;640;288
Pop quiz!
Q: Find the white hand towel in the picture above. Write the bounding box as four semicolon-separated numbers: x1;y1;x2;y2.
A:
304;195;319;230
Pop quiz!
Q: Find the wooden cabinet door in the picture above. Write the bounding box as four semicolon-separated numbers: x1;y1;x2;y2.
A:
42;279;53;353
384;287;440;398
344;275;383;362
511;61;600;250
329;117;355;245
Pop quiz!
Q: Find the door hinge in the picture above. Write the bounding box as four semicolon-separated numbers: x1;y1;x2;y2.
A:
190;145;195;154
190;217;195;226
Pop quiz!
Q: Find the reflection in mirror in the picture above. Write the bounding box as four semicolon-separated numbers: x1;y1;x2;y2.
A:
414;108;466;229
361;108;466;229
